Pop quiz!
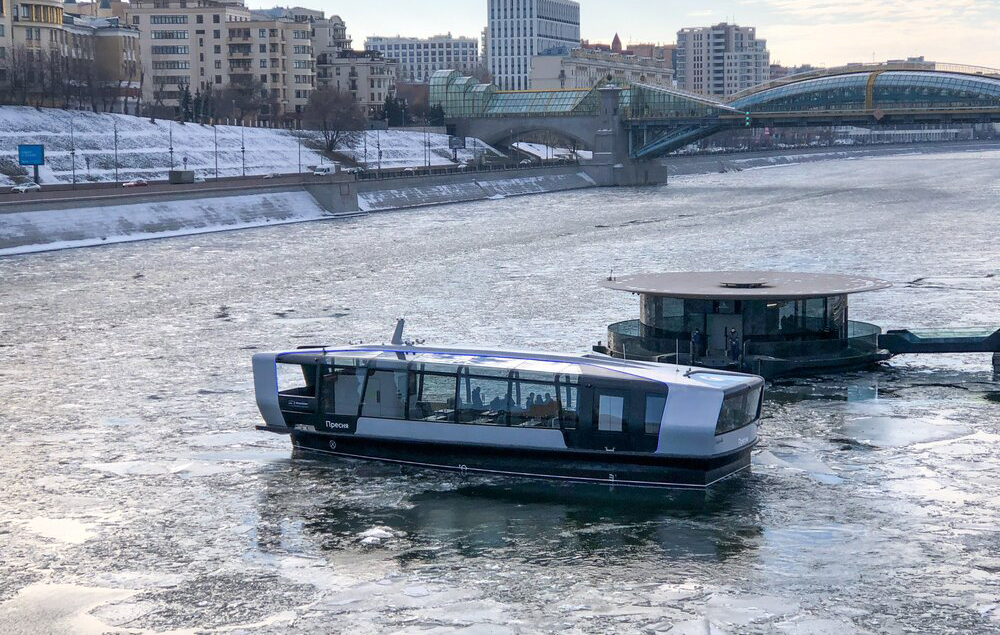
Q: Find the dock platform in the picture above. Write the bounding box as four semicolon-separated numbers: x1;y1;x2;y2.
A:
879;328;1000;355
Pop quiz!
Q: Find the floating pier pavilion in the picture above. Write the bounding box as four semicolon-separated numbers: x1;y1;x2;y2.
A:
594;271;1000;378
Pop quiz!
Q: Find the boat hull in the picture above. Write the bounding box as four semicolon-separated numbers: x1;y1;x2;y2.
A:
289;429;753;489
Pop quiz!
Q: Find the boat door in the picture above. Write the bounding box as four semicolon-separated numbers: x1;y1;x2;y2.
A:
574;383;635;452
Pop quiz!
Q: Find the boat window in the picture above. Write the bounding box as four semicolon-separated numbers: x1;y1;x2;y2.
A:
361;364;410;419
409;371;457;422
715;386;763;436
322;366;366;416
596;393;625;432
644;394;667;435
276;363;316;397
456;374;511;426
556;375;579;429
509;379;560;428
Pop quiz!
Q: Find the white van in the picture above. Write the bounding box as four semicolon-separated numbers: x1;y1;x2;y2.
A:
313;164;338;176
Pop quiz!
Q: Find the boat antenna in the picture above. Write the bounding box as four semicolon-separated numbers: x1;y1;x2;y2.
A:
391;318;408;360
391;318;405;345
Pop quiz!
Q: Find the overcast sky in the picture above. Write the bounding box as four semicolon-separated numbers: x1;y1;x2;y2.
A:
250;0;999;68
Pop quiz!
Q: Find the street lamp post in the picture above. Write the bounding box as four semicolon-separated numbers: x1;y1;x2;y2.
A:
169;120;175;169
213;125;219;179
240;119;246;177
297;133;301;174
69;115;76;189
113;118;119;184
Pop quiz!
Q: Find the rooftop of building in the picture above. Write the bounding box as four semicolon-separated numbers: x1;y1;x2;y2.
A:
601;271;892;300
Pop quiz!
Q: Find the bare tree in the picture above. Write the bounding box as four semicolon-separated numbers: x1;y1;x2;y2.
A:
302;87;365;151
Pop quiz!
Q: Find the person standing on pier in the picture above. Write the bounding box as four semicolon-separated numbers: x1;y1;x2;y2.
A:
690;329;703;361
728;328;741;364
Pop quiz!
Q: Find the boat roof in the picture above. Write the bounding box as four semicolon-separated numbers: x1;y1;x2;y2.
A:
601;271;892;300
274;344;762;394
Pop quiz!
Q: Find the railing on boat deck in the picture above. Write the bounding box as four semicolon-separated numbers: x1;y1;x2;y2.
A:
605;319;882;363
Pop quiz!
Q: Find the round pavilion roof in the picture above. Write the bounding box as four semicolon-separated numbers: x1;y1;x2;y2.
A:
601;271;891;300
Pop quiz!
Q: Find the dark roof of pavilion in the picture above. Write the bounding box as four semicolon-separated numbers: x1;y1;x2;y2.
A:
601;271;892;300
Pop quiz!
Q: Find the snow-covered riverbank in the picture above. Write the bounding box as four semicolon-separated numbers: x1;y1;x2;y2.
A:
0;107;497;186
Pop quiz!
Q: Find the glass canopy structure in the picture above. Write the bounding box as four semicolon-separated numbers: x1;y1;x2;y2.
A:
729;71;1000;112
429;70;732;119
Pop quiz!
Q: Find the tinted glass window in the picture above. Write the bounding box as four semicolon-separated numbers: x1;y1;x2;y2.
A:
597;394;625;432
715;387;762;435
510;380;560;428
322;366;365;416
361;365;409;419
644;394;667;435
457;375;510;425
277;363;315;397
556;375;579;429
409;372;457;422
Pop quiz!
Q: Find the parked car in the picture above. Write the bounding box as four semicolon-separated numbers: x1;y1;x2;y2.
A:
263;173;277;179
342;167;364;175
519;159;533;166
193;175;206;183
403;167;416;174
10;182;41;194
122;179;148;188
313;165;338;176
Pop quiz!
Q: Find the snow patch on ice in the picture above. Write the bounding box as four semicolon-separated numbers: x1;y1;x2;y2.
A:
24;517;96;544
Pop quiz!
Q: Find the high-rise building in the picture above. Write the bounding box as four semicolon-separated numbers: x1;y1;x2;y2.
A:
486;0;580;90
365;34;479;84
675;23;769;97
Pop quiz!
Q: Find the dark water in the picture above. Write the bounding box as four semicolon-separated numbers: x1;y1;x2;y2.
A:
1;149;998;634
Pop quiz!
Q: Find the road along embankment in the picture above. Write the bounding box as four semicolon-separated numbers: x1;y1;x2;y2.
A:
0;166;596;256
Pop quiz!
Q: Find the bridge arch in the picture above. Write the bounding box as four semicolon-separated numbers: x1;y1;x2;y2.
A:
728;70;1000;113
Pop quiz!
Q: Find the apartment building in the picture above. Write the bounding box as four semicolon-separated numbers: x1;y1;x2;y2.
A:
0;0;140;107
231;15;315;117
486;0;580;90
529;45;673;89
0;1;14;82
365;33;479;83
675;23;769;97
316;49;395;115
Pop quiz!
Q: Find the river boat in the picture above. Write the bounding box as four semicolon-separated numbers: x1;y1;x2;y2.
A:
253;330;764;488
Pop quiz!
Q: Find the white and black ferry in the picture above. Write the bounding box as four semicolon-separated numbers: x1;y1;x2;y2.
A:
253;330;764;488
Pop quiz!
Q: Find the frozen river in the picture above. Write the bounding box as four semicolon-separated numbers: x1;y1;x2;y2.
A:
1;148;999;634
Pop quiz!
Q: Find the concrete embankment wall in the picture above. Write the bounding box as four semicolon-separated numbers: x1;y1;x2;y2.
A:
665;141;1000;176
0;166;597;256
355;167;595;212
0;189;334;256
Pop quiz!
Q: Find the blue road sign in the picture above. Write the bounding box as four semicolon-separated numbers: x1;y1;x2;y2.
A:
18;144;45;166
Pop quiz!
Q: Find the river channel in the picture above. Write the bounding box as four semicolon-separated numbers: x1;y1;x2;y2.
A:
1;148;998;634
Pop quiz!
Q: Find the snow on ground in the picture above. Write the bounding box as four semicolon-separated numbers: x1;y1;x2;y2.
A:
0;106;500;185
512;141;592;161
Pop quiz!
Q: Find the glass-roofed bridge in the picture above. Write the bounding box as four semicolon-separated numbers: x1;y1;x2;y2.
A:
431;65;1000;167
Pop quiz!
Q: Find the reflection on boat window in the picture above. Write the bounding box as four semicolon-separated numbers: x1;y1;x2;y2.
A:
457;375;511;426
597;393;625;432
409;371;457;422
277;363;316;397
322;365;365;416
361;364;409;419
556;377;579;429
645;394;667;435
715;387;763;435
510;378;560;428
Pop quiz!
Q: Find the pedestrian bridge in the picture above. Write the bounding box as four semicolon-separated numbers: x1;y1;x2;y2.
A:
432;65;1000;162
